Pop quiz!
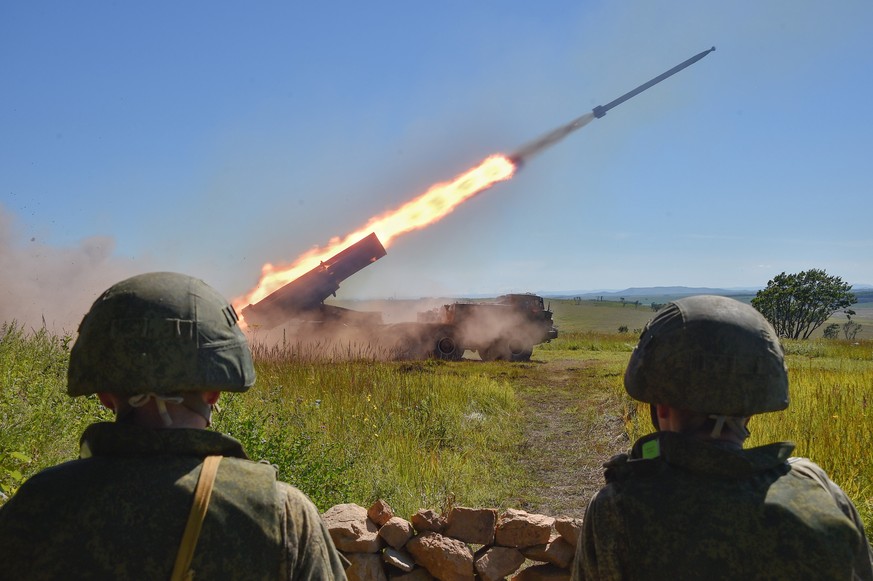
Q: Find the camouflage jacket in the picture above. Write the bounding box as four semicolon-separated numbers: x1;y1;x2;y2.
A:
0;422;348;580
572;431;873;581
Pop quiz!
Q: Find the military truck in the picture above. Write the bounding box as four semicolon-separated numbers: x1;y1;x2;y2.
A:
240;233;557;361
415;294;557;361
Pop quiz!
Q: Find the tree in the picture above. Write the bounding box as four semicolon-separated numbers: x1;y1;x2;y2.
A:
843;320;862;340
843;311;862;340
751;269;856;339
822;323;840;339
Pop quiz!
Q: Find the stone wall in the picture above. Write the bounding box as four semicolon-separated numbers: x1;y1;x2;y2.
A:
322;500;583;581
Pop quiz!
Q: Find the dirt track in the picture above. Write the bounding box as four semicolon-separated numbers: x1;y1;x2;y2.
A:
510;357;630;517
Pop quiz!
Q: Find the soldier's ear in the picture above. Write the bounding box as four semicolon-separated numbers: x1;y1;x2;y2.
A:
202;391;221;405
654;404;685;432
97;392;121;413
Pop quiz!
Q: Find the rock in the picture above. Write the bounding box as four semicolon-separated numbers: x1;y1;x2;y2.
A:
379;516;415;549
511;563;570;580
445;507;497;545
383;547;416;572
411;509;447;534
474;546;525;581
389;569;435;581
346;552;388;581
495;509;554;548
553;517;583;548
369;499;396;527
322;503;384;553
406;531;474;581
520;537;575;569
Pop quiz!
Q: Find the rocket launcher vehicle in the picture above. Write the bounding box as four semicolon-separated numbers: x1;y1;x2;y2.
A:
240;232;387;329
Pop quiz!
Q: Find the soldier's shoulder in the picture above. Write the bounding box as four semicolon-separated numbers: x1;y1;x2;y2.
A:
787;456;827;475
274;479;321;511
785;457;841;490
786;457;853;503
7;458;95;498
217;456;279;482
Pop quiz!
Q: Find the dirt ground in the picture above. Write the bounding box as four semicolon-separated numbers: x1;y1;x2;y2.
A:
510;358;631;518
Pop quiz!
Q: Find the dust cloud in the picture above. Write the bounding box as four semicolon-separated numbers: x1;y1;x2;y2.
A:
243;295;555;363
0;206;147;333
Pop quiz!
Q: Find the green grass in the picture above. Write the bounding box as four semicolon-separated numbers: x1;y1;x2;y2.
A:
0;327;526;517
2;323;871;536
537;330;637;360
549;299;659;335
548;297;873;340
0;322;112;499
214;353;525;515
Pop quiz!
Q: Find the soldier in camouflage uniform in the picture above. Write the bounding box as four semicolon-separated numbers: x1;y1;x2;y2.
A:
572;295;873;580
0;272;348;580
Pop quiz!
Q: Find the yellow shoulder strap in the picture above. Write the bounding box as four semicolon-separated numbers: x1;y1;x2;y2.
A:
170;455;223;581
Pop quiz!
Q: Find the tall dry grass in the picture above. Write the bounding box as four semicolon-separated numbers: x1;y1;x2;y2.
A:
749;339;873;529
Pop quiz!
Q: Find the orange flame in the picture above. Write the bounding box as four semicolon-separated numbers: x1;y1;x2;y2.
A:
234;154;516;313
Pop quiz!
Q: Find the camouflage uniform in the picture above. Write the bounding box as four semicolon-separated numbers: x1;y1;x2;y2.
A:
574;295;873;580
0;272;348;580
0;422;348;580
572;431;873;580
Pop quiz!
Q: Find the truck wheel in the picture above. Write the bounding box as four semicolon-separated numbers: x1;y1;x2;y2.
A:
509;346;533;362
435;336;463;360
482;341;512;361
482;341;530;362
479;346;500;361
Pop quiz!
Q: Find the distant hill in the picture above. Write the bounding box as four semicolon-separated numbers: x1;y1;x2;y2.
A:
542;285;873;306
854;289;873;304
544;286;758;302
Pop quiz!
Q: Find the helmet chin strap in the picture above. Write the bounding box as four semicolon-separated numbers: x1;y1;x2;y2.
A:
117;392;214;427
650;404;749;440
128;393;185;426
708;414;750;439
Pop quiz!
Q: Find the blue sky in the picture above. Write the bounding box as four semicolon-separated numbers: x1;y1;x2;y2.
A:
2;2;872;328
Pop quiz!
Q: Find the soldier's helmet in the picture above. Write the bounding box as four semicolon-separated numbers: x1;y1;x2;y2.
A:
68;272;255;396
624;295;788;416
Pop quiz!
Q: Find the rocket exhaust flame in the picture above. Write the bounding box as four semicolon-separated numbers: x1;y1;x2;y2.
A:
235;154;515;313
235;48;714;322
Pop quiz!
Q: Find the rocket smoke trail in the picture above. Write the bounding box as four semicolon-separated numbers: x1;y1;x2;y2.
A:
510;113;595;166
510;47;715;166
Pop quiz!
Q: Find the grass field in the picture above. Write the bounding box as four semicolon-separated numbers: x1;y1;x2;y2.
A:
2;306;871;535
547;297;873;340
341;295;873;339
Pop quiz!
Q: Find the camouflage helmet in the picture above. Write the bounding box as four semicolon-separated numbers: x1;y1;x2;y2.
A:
624;295;788;415
68;272;255;396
